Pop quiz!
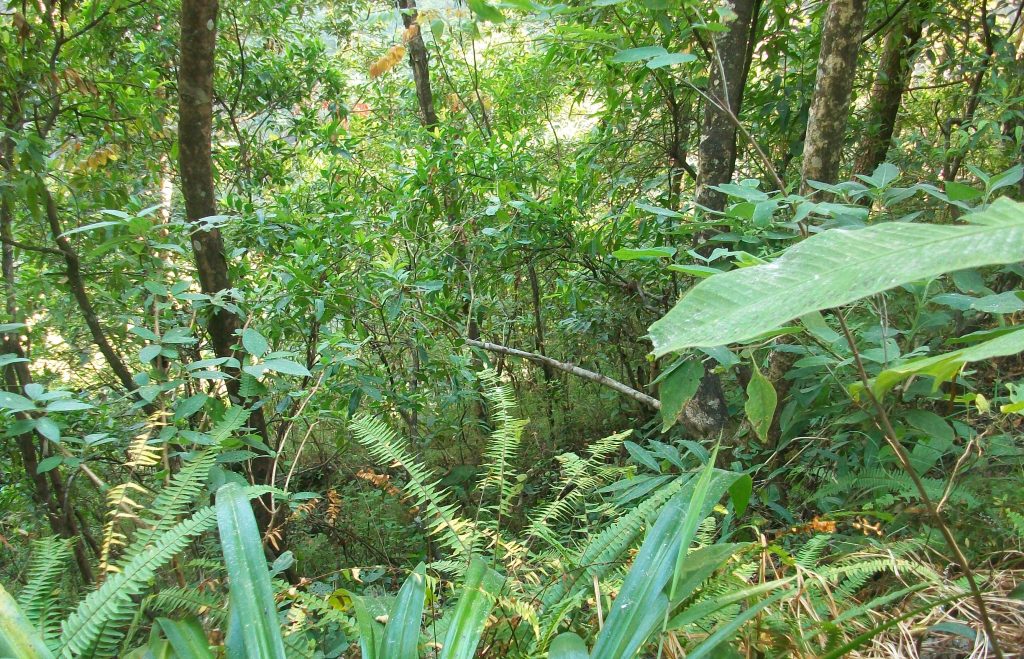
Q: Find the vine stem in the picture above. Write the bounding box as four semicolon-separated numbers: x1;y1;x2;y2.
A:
835;312;1003;659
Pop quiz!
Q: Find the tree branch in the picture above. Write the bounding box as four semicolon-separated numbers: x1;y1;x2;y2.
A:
465;339;661;411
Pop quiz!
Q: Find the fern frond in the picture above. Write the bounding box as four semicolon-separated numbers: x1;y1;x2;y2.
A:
128;450;216;558
814;467;980;508
98;482;150;574
125;427;162;470
538;474;687;614
352;415;476;557
17;537;72;646
478;369;526;527
59;506;217;657
145;586;226;624
586;430;631;466
795;534;832;569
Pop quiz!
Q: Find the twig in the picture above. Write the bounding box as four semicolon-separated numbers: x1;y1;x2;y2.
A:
465;339;661;410
835;312;1003;659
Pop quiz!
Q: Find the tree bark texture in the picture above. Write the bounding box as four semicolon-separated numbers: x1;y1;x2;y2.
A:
689;0;760;438
854;9;926;176
398;0;438;128
801;0;869;190
178;0;239;363
695;0;759;211
178;0;276;534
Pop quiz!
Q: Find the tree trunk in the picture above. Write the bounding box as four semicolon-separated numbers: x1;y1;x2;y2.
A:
685;0;760;438
527;263;554;383
3;193;95;583
43;188;140;396
801;0;869;191
398;0;438;128
854;9;926;176
178;0;237;363
694;0;760;210
178;0;276;534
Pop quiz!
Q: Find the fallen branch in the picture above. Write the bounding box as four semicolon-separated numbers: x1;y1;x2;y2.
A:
465;339;661;411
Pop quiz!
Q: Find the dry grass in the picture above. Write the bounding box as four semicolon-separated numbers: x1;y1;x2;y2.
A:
853;569;1024;658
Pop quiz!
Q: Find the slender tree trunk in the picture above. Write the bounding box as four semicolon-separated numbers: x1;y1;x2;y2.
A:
854;9;926;176
397;0;438;128
3;193;94;582
527;263;554;382
695;0;760;210
179;0;237;363
43;188;139;395
685;0;760;438
801;0;869;191
178;0;276;534
942;1;993;182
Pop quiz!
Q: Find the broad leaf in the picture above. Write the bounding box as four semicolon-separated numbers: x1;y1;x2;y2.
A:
744;365;776;443
216;483;287;659
156;617;213;659
649;198;1024;354
439;557;504;659
242;329;269;357
863;325;1024;398
549;632;589;659
659;360;702;432
0;583;55;659
612;246;676;261
610;46;667;63
380;563;427;659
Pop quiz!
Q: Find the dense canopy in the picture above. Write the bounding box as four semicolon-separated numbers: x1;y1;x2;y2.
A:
2;0;1024;657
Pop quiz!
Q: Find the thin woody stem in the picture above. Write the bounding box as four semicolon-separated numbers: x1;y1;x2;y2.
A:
835;311;1002;659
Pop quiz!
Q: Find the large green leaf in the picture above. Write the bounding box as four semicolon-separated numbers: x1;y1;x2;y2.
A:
649;198;1024;354
155;617;213;659
352;594;383;659
215;484;287;659
439;558;504;659
590;464;743;659
549;632;590;659
862;325;1024;398
0;584;54;659
380;563;427;659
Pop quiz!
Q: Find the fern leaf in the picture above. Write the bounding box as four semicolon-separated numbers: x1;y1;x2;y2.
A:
17;537;72;646
59;507;216;657
352;415;476;557
128;450;216;558
478;369;526;527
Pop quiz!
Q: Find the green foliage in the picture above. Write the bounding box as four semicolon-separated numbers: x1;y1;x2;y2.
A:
2;0;1023;655
59;508;217;657
215;483;287;659
1;583;56;659
18;538;72;647
650;198;1024;354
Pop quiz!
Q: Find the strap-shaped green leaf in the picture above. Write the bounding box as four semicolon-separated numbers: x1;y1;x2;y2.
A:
0;583;54;659
590;464;743;659
439;558;504;659
380;563;427;659
215;483;286;659
649;198;1024;354
155;617;213;659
